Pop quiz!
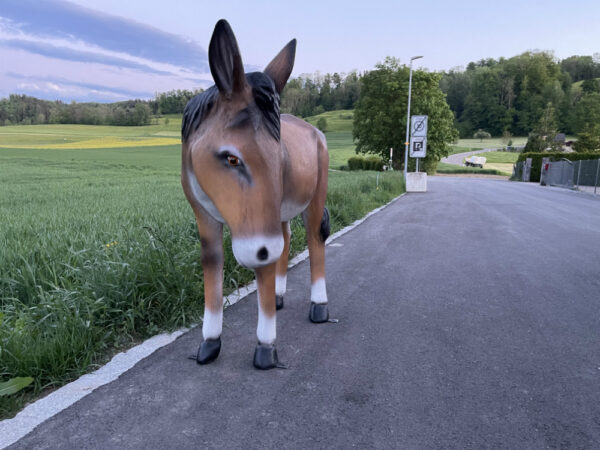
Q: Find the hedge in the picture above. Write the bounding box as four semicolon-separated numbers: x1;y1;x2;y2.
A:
516;152;600;182
347;155;385;171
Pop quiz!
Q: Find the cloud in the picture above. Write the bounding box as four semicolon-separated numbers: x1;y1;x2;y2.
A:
7;72;156;100
0;38;174;76
0;0;208;71
0;0;212;102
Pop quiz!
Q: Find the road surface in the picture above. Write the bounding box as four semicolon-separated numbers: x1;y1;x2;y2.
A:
9;178;600;449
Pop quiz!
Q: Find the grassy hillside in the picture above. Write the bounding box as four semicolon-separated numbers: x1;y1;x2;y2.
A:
304;109;353;132
302;110;358;168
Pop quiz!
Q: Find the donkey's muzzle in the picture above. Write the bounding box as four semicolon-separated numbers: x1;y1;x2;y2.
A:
232;235;284;268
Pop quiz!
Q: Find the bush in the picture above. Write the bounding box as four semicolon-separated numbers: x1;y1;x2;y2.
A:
347;155;385;171
365;155;384;171
473;129;491;141
516;151;600;182
316;117;328;133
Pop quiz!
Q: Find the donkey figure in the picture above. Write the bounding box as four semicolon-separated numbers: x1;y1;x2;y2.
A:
181;20;331;369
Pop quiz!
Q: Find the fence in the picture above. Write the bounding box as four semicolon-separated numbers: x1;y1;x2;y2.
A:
512;158;532;182
573;159;600;194
544;159;574;189
540;159;600;194
513;158;600;194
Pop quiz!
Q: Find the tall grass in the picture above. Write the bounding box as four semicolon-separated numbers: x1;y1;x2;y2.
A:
0;145;404;418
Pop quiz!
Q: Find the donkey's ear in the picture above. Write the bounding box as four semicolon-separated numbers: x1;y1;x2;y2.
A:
209;19;246;95
264;39;296;94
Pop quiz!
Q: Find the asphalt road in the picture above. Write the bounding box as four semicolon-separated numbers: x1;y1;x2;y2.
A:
10;178;600;449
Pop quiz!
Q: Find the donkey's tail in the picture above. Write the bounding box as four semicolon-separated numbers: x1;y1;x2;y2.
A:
320;207;330;242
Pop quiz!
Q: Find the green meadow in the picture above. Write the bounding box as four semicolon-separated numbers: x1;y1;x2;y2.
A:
305;109;356;168
0;120;404;418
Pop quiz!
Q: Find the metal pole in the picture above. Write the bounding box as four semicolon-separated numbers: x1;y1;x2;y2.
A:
594;159;600;195
403;55;423;180
576;160;582;188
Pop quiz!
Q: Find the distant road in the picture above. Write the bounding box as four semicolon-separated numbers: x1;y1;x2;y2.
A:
9;178;600;449
442;147;499;165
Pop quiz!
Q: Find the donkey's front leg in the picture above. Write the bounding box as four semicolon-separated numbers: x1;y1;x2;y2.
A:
253;263;283;369
194;211;224;365
275;222;291;310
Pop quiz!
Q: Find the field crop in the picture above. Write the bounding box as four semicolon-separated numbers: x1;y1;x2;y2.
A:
0;128;404;418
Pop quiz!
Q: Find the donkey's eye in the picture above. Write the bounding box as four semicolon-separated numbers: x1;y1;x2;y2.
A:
226;155;240;166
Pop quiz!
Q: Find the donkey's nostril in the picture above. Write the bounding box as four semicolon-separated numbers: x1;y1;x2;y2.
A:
257;247;269;261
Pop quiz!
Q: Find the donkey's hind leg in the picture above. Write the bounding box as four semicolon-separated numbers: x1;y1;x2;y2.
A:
303;203;331;323
274;222;291;310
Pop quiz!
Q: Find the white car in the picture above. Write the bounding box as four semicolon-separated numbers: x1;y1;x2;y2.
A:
465;156;486;168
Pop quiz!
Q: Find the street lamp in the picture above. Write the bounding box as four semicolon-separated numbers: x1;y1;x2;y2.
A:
403;55;423;179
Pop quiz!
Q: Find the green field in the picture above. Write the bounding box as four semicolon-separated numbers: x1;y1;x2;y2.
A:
324;131;357;168
449;136;528;152
0;113;360;169
0;121;404;418
479;151;519;164
0;116;181;149
304;110;357;168
454;151;519;175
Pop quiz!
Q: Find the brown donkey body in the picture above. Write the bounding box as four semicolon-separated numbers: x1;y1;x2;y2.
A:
181;20;330;369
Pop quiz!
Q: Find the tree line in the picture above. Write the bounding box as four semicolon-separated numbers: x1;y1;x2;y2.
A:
0;89;203;127
0;95;153;126
0;72;362;127
280;71;361;117
2;52;598;141
440;52;600;138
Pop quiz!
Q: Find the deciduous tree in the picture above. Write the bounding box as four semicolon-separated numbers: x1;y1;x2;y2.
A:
353;57;458;174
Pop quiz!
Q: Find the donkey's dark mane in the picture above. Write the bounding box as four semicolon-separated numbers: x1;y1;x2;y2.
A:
182;72;280;143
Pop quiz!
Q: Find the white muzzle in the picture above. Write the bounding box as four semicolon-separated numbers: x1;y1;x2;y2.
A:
232;235;284;268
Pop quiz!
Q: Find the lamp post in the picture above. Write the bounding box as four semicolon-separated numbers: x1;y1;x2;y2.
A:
403;55;423;179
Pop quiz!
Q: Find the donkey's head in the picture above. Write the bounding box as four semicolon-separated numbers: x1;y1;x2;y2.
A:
182;20;296;268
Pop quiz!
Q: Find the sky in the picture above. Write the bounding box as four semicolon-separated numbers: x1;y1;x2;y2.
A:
1;0;599;102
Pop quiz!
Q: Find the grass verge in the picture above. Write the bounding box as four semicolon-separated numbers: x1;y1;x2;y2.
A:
0;145;404;419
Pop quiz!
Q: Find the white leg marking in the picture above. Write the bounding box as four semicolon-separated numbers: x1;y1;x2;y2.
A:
275;274;287;296
256;293;276;344
311;278;328;304
202;308;223;340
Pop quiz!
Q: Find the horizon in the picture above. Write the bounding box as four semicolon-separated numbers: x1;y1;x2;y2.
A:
1;0;599;103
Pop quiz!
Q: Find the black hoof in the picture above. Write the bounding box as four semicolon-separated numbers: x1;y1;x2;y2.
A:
309;302;329;323
196;337;221;364
253;343;286;370
276;295;284;310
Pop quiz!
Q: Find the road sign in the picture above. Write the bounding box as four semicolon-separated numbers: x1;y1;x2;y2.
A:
410;137;427;158
411;115;428;137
